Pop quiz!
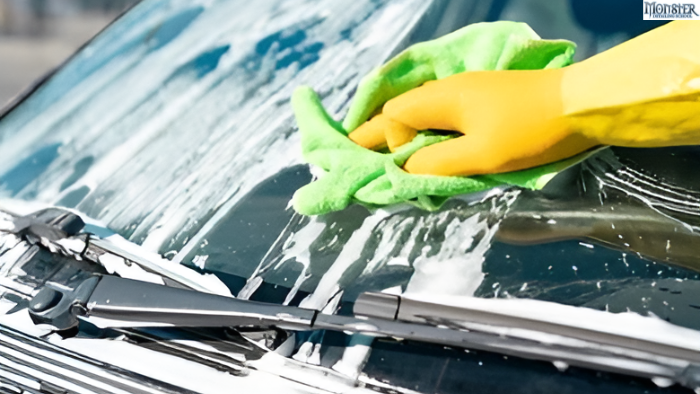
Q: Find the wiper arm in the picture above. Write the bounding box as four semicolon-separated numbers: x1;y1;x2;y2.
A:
29;275;317;331
355;292;700;365
28;275;700;390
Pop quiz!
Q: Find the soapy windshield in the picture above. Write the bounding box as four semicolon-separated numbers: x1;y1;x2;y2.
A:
0;0;697;333
1;1;699;393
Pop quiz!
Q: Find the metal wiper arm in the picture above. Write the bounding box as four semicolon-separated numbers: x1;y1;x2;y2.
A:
29;275;317;331
27;275;700;390
354;292;700;365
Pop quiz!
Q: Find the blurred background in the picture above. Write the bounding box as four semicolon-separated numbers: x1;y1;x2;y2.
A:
0;0;138;106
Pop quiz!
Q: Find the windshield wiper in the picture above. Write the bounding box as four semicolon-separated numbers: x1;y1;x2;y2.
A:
27;274;700;390
4;203;700;389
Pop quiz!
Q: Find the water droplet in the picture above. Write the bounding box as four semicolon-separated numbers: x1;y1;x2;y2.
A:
652;377;674;388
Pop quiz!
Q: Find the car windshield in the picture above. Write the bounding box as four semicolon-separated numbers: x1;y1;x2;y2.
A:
0;0;698;392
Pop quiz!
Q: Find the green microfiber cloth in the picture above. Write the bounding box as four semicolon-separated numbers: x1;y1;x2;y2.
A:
292;21;600;216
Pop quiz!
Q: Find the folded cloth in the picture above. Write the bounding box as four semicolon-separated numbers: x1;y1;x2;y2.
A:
291;22;603;216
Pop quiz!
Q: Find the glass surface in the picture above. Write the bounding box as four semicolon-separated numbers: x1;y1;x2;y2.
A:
0;0;436;251
0;0;696;392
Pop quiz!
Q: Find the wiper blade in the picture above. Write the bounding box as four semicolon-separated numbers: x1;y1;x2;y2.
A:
27;275;700;390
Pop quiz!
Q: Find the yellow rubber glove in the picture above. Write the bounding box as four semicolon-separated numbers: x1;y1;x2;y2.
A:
352;20;700;177
348;113;418;152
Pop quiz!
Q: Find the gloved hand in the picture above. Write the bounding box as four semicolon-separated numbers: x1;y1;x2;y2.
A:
354;68;598;176
290;21;602;215
350;20;700;177
343;21;576;132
